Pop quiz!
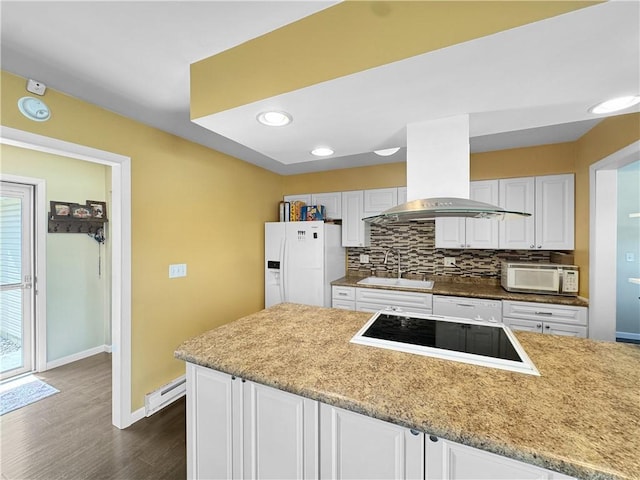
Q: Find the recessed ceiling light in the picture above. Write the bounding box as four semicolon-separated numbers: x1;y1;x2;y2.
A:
374;147;401;156
589;96;640;114
311;147;334;157
256;111;292;127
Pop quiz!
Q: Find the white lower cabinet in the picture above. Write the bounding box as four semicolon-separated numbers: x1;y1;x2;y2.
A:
332;286;432;314
187;364;318;480
502;300;588;338
187;364;576;480
320;403;424;480
425;437;574;480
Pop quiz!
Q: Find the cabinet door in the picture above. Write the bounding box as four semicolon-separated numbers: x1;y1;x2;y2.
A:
320;403;423;480
435;217;466;248
187;364;242;480
499;177;535;249
284;194;313;205
466;181;499;248
502;301;587;327
341;191;370;247
312;192;342;220
426;437;565;480
502;317;544;334
397;187;407;205
363;188;398;216
535;174;574;250
243;381;318;480
543;322;587;338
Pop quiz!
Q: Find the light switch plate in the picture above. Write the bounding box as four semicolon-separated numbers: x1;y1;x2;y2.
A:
359;254;370;264
169;263;187;278
444;257;456;266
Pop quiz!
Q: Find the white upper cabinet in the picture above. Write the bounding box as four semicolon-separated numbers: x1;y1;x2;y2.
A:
499;174;574;250
397;187;407;205
364;187;398;216
312;192;342;219
499;177;536;249
435;180;499;249
342;191;370;247
535;174;574;250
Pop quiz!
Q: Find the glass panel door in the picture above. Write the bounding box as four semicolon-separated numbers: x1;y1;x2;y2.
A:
0;181;34;380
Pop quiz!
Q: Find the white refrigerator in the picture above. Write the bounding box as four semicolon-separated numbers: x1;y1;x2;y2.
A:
265;221;345;308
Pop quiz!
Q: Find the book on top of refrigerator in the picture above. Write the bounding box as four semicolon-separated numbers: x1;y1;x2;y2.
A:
289;201;306;221
301;205;326;221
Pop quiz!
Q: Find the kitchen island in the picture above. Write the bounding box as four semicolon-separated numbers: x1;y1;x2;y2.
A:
175;303;639;480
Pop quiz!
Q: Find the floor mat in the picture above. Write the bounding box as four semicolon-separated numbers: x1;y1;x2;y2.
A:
0;376;59;415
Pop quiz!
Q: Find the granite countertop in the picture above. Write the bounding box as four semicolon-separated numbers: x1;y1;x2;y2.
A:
332;274;589;307
175;303;640;480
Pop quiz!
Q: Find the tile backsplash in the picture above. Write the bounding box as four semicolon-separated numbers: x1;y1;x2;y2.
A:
347;222;556;279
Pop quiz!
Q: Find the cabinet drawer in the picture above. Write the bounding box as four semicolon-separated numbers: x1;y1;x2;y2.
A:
502;301;587;326
356;302;432;315
332;286;355;301
332;299;355;311
356;288;433;310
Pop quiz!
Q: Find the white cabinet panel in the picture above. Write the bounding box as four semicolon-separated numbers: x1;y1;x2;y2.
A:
243;381;318;480
363;187;398;216
341;191;370;247
187;364;242;480
426;437;575;480
356;288;433;313
535;174;574;250
435;217;466;248
320;403;423;480
499;177;536;249
312;192;342;220
397;187;407;205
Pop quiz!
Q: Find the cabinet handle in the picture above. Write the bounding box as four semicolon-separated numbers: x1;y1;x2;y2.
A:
530;244;535;248
410;429;421;436
545;325;550;329
537;245;542;249
339;292;348;296
429;435;439;442
460;244;465;248
535;311;553;316
536;323;542;328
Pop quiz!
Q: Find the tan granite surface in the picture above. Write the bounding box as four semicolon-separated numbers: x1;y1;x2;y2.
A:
175;303;639;480
332;274;589;307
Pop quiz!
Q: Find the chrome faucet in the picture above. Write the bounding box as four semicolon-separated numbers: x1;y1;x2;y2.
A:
383;248;402;279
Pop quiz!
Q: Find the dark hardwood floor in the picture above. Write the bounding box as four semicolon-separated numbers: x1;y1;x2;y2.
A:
0;353;186;480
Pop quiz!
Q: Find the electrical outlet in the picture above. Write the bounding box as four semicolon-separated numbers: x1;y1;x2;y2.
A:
359;254;370;264
444;257;456;267
169;263;187;278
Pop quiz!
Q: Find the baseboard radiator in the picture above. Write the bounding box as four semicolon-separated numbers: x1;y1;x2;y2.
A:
144;375;186;417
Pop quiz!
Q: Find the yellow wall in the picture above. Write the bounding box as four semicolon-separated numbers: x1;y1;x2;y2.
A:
574;113;640;296
1;70;284;410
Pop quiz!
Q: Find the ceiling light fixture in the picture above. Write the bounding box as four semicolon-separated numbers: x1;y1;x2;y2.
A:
311;147;334;157
589;95;640;114
256;111;292;127
17;96;51;122
374;147;401;156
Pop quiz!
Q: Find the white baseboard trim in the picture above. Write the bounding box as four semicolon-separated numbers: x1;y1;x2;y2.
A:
616;331;640;341
131;406;146;424
46;345;111;370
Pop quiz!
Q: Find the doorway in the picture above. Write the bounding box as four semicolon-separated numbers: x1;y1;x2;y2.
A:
589;140;640;341
0;126;134;429
0;181;35;380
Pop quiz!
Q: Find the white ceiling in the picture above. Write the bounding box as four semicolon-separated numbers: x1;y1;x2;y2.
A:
2;1;638;175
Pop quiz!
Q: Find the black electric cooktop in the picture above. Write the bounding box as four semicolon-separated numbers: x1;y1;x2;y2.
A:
361;313;523;363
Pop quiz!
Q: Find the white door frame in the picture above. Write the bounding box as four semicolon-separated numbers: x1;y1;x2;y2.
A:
589;139;640;341
0;126;134;429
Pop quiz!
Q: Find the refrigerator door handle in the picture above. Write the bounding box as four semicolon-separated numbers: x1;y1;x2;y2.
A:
280;238;287;302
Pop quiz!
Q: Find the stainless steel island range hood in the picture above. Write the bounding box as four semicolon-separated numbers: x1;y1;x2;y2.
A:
364;115;531;224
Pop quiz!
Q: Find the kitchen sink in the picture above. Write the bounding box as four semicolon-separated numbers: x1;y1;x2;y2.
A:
357;277;434;290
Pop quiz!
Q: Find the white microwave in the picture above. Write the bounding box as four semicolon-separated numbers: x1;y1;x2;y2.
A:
501;262;579;296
